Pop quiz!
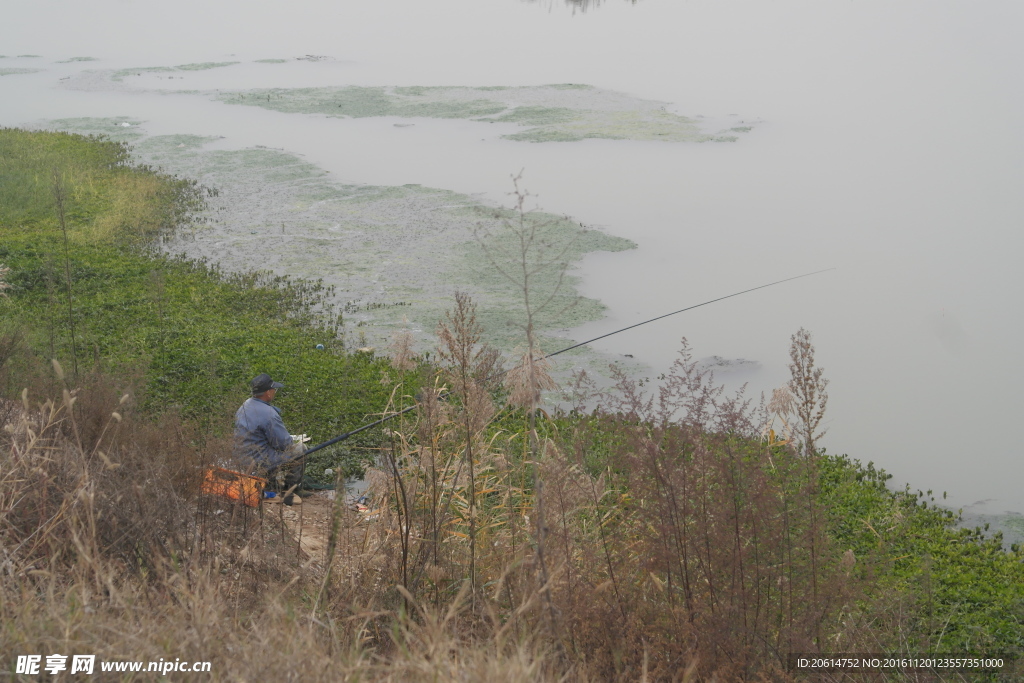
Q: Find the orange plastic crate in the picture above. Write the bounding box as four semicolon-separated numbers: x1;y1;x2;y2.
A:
201;467;267;507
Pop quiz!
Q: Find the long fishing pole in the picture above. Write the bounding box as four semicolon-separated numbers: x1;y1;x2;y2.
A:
302;267;833;456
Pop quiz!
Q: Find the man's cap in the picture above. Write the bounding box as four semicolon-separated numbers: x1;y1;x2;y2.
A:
251;373;284;394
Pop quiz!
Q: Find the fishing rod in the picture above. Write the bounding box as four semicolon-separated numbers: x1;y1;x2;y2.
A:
302;267;833;457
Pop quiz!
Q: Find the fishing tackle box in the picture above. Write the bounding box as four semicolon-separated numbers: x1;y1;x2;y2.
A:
201;467;267;507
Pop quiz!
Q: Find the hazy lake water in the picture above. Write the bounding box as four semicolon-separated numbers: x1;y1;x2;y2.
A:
2;0;1022;527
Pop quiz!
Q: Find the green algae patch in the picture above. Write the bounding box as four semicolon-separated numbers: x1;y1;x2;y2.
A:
176;61;240;71
255;58;288;63
213;84;726;144
1003;516;1024;538
483;106;579;126
111;61;238;81
218;86;506;120
136;134;223;160
57;56;98;63
393;85;436;96
16;54;42;58
36;115;639;373
504;109;708;143
40;117;146;143
111;66;175;81
459;211;635;347
0;68;42;76
38;119;635;361
66;71;750;145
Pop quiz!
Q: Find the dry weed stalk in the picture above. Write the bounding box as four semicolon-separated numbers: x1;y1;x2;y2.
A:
531;335;855;679
388;323;417;372
788;327;829;458
762;386;798;447
504;347;558;412
473;174;587;646
2;353;606;680
435;292;500;600
786;328;830;617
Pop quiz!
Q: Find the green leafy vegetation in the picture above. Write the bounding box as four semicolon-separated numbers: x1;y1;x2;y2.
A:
110;61;238;82
0;128;422;478
821;455;1024;656
110;66;175;81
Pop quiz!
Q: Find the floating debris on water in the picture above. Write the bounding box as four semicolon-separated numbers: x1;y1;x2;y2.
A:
696;356;762;373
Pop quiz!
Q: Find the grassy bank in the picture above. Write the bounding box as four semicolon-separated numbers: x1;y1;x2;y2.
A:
0;127;423;478
2;128;1023;681
820;456;1024;658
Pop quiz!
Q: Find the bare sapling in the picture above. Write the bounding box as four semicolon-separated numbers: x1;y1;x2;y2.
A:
474;173;583;640
52;169;79;377
474;171;577;446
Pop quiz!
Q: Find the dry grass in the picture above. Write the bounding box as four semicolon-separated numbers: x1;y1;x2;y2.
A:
348;322;881;680
1;322;881;682
0;364;580;681
387;324;417;373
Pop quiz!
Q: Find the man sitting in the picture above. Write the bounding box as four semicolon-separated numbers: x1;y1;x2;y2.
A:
234;373;305;505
